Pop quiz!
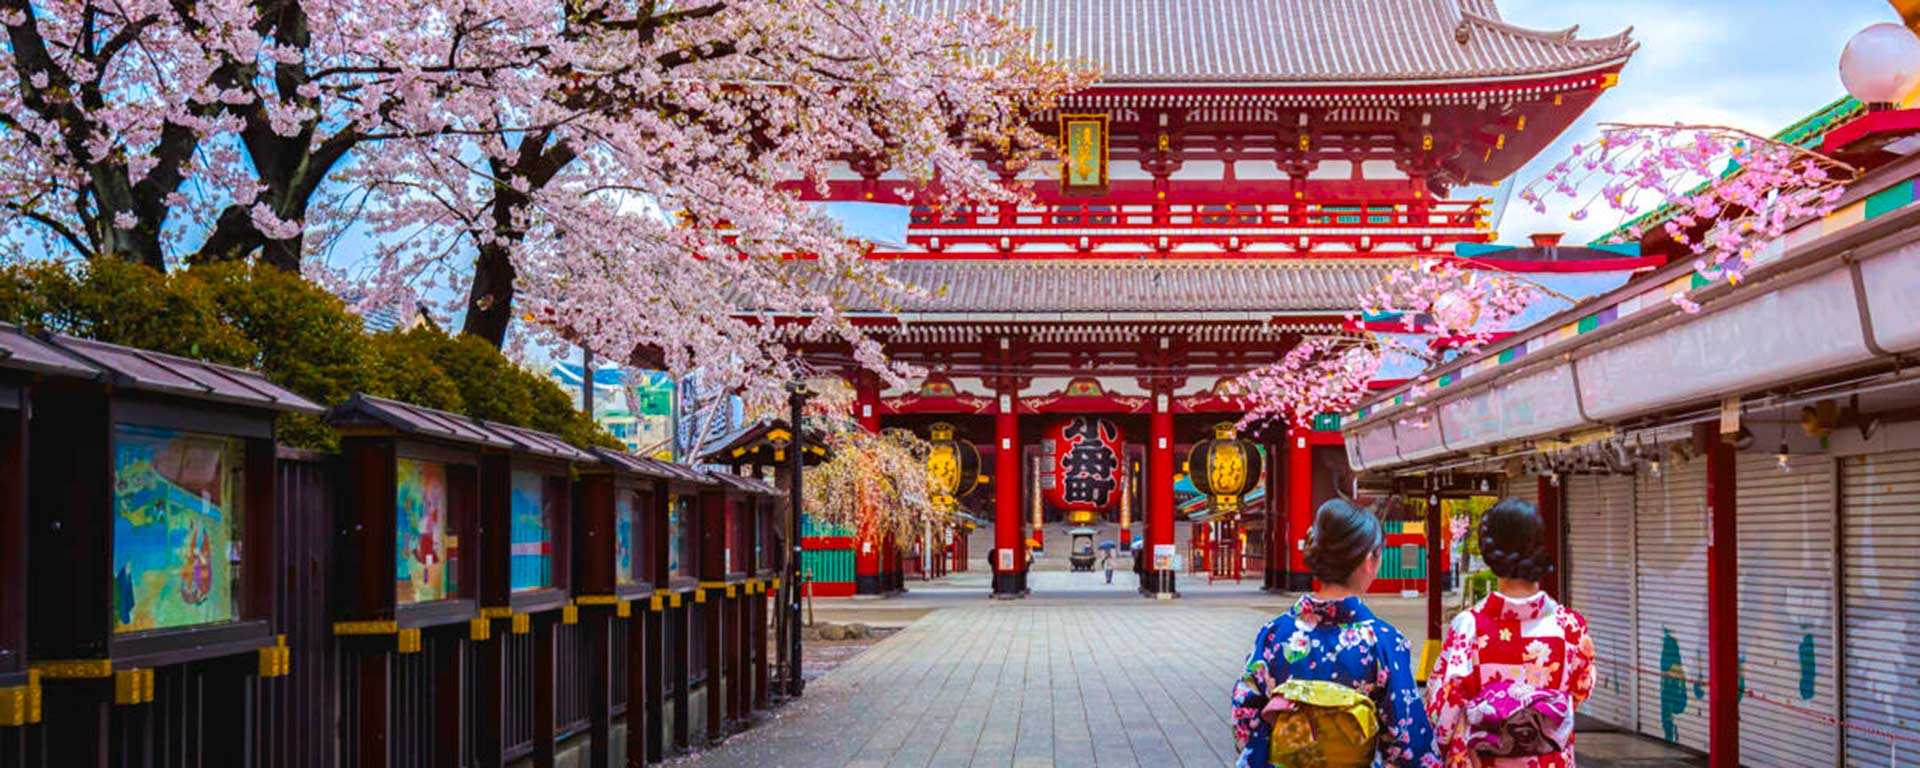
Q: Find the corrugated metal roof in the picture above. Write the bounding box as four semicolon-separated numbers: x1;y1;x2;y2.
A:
0;324;98;378
593;447;712;483
705;471;783;497
337;398;598;463
40;333;325;414
900;0;1634;84
330;394;516;449
486;422;597;463
845;258;1401;313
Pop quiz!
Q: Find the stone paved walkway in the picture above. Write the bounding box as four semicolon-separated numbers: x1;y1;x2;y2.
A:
669;581;1698;768
679;600;1268;767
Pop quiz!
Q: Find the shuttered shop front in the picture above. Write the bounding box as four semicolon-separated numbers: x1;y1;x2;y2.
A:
1635;461;1710;752
1841;449;1920;765
1736;453;1837;766
1565;472;1637;731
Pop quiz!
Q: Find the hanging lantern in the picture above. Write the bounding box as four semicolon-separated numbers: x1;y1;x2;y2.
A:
1841;22;1920;106
1430;289;1481;331
1187;422;1264;516
1041;416;1124;520
925;422;980;513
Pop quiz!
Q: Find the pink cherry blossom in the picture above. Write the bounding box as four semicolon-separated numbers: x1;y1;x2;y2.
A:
1522;123;1857;314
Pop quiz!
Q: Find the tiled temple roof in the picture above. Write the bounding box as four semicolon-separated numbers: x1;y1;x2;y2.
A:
900;0;1635;85
842;258;1401;315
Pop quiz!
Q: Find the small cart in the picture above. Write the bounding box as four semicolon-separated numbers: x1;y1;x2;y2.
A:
1067;527;1098;572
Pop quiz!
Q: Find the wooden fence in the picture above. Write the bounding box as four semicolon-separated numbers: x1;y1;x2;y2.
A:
11;450;792;768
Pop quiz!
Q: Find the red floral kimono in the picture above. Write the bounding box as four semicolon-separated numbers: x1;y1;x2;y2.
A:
1426;591;1595;768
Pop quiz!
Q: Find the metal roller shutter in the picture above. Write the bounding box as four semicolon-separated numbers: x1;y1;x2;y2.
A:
1635;460;1711;752
1841;450;1920;765
1736;453;1838;767
1564;472;1637;731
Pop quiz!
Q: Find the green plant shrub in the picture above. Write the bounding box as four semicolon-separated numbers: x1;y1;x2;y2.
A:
0;259;617;451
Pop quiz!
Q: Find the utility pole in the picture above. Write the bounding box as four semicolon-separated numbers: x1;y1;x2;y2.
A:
784;380;809;696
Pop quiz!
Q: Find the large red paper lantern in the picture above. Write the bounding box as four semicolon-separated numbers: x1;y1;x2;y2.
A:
1042;416;1124;515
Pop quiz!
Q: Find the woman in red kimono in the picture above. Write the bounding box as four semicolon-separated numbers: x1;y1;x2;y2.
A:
1427;499;1595;767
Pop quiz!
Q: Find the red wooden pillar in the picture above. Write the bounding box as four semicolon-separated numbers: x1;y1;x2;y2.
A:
1424;483;1444;673
628;605;655;765
704;592;723;744
1537;475;1563;602
1285;428;1314;591
1147;401;1176;597
753;590;770;710
992;393;1025;597
1263;434;1285;592
1705;429;1739;768
532;613;557;768
853;374;883;595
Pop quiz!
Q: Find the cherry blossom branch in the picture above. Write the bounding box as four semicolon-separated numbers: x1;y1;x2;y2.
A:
1521;122;1857;312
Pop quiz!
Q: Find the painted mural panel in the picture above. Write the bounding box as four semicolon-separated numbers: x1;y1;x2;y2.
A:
668;492;688;578
510;470;555;591
396;457;457;603
112;425;245;633
615;491;638;586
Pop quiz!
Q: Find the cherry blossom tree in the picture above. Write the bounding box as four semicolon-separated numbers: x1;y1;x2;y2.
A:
1234;123;1855;430
1521;123;1856;310
800;421;943;551
1235;258;1542;431
1;0;1084;415
315;0;1085;404
0;0;563;270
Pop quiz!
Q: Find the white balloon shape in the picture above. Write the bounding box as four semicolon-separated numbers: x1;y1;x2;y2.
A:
1840;22;1920;104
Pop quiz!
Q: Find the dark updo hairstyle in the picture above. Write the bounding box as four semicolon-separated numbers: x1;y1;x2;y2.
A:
1303;499;1384;586
1478;497;1553;583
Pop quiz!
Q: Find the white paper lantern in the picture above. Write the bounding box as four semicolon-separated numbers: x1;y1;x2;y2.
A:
1840;22;1920;104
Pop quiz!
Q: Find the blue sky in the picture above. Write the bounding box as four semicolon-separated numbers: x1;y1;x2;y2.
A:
1497;0;1896;242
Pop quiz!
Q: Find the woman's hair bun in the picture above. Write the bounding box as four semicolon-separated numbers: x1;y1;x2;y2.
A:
1303;499;1384;586
1478;498;1552;583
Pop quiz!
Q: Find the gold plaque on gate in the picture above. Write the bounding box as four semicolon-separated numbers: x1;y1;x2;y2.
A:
1060;114;1110;193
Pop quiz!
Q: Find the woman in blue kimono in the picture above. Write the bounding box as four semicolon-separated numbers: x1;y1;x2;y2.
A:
1231;500;1439;767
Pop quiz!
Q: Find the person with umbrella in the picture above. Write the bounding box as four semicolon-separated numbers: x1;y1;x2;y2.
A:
1098;539;1118;584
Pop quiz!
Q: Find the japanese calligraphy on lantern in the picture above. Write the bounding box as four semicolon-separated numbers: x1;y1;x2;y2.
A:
1042;416;1124;513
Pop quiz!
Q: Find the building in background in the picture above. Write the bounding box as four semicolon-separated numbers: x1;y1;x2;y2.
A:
549;362;678;458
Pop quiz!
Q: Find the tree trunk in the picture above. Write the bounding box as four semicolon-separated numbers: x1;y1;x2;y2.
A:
461;241;515;348
458;134;572;350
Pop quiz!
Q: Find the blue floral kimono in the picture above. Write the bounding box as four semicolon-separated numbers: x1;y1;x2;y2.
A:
1231;595;1439;767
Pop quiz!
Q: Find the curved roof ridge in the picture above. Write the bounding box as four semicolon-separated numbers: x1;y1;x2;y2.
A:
1461;11;1633;51
1461;11;1623;48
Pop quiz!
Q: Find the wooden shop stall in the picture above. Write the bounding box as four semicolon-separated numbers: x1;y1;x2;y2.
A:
645;457;710;754
23;333;320;764
472;420;594;768
573;447;679;768
707;472;783;722
0;326;133;762
327;393;499;768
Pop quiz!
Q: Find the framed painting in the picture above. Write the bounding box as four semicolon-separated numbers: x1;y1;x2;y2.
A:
395;456;458;604
111;424;246;634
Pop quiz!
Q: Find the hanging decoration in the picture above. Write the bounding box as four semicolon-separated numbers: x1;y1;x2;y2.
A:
1041;416;1124;519
925;422;981;514
1060;114;1111;193
1186;422;1264;516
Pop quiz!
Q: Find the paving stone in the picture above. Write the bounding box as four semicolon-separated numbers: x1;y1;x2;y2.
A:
675;600;1270;766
